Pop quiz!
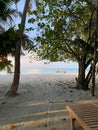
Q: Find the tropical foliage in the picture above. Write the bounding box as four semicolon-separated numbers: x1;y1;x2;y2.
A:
0;26;33;72
0;0;20;72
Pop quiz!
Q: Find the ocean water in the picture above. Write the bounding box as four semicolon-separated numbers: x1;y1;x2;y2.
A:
22;67;78;74
0;61;90;75
21;61;79;74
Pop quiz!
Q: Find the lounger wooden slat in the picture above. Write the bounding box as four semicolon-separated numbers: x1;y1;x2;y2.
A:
84;118;98;122
89;124;98;129
66;103;98;130
75;109;98;114
79;114;98;118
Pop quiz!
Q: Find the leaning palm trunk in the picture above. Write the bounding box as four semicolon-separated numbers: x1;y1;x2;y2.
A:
6;0;30;96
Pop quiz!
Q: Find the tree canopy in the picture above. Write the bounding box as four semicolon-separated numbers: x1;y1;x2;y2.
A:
28;0;97;62
28;0;98;92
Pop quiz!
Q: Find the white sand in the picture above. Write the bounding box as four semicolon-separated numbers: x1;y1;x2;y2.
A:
0;73;98;130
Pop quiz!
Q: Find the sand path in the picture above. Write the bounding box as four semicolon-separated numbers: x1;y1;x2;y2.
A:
0;74;98;130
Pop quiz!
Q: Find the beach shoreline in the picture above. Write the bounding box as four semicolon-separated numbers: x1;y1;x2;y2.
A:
0;73;98;130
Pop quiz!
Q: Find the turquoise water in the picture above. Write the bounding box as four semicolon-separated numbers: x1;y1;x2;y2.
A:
1;67;90;74
39;68;77;73
22;67;78;74
0;67;90;74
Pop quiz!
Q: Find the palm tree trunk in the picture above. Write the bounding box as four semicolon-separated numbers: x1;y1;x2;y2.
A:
6;0;30;96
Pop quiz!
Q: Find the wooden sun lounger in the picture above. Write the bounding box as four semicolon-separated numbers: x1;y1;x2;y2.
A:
66;103;98;130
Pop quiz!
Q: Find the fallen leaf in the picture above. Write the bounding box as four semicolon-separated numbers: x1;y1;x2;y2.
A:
9;124;15;129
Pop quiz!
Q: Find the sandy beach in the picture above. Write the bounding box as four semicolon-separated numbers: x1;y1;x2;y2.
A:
0;73;98;130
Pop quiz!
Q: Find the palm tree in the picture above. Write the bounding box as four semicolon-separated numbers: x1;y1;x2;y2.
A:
0;0;21;25
6;0;31;96
0;0;21;72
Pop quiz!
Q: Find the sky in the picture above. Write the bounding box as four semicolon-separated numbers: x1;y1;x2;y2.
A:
13;0;37;38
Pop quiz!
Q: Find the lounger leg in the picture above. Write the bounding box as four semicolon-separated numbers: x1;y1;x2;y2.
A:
71;118;75;130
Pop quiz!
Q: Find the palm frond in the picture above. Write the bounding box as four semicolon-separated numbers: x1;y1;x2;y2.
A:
0;59;13;73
